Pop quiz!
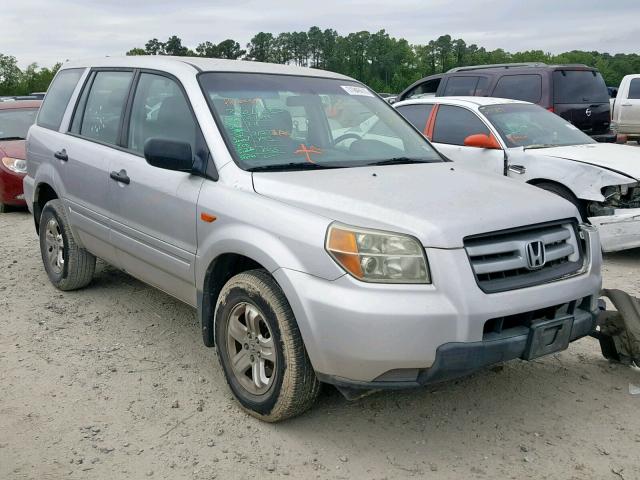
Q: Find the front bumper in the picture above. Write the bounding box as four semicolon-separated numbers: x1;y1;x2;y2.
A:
273;226;602;384
318;305;597;390
589;208;640;252
0;166;26;206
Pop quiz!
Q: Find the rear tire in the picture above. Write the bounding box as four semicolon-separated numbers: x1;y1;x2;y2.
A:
39;199;96;291
535;182;587;221
0;202;5;214
214;269;320;422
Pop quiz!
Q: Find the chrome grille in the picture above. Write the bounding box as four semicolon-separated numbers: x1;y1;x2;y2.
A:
465;221;584;293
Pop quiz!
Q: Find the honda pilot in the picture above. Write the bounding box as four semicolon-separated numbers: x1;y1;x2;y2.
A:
25;57;602;421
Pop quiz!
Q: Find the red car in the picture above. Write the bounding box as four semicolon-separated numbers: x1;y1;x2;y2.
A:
0;100;41;212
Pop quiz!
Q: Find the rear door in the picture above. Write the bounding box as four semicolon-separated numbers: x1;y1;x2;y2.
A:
552;69;611;136
618;77;640;133
65;69;134;264
430;104;504;175
108;71;206;306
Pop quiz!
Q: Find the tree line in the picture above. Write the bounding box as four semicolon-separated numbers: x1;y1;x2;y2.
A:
0;54;61;96
2;27;639;96
127;29;640;91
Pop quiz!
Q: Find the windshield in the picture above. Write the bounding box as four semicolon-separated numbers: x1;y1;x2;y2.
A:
0;108;38;140
479;103;596;148
553;70;609;104
199;73;441;171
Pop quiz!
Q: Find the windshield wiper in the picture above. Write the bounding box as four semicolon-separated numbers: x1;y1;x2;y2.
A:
248;162;341;172
523;144;558;150
0;136;25;141
366;157;435;166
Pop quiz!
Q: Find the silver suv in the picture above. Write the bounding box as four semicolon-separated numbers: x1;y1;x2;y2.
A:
25;57;602;421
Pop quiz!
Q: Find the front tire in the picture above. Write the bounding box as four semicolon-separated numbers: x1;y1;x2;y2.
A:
39;199;96;291
215;269;320;422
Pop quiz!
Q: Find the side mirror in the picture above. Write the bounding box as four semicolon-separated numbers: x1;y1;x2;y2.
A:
463;133;501;150
144;138;193;172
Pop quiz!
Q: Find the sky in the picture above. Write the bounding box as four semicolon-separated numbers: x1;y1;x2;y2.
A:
3;0;640;68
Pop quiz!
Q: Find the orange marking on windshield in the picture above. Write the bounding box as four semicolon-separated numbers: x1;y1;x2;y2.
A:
294;144;323;164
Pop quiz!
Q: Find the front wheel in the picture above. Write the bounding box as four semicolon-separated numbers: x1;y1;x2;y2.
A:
214;269;320;422
39;199;96;291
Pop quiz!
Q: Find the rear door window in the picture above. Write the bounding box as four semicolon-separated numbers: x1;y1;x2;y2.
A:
553;70;609;104
75;71;133;145
432;105;490;145
396;104;434;131
37;68;84;130
628;79;640;100
493;75;542;103
443;76;481;96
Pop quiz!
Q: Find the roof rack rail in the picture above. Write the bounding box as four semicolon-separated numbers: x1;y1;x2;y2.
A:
552;63;592;69
447;62;547;73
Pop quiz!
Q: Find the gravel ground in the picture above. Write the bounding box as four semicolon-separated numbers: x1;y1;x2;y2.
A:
1;210;639;480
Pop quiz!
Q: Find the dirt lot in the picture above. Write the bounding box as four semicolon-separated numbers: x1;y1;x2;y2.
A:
1;211;639;480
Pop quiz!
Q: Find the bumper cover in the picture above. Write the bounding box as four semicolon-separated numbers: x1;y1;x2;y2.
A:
318;306;597;390
274;226;601;384
589;208;640;252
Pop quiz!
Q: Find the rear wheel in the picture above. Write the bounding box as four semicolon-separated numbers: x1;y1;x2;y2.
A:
39;199;96;290
215;269;320;422
0;202;6;214
535;182;587;221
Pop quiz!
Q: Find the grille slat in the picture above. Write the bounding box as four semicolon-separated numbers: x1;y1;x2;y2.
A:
465;221;584;293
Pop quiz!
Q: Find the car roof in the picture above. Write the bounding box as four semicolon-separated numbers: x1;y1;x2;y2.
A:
62;56;352;80
0;100;42;110
394;96;530;108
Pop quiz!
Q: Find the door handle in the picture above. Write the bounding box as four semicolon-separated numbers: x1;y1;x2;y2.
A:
622;103;632;107
54;149;68;161
110;169;130;185
508;164;526;175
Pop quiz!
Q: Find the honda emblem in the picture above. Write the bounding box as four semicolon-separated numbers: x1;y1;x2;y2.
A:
526;241;546;270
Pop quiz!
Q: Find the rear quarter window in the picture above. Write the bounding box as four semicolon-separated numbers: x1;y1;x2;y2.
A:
37;68;84;130
628;79;640;100
492;75;542;103
443;76;481;96
553;70;609;104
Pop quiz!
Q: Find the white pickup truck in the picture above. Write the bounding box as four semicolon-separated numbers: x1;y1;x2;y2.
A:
611;74;640;142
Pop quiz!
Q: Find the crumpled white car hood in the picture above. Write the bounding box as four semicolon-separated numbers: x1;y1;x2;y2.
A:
540;143;640;181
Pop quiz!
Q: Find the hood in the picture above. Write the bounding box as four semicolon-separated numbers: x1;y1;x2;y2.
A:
539;143;640;181
0;139;26;160
252;163;579;248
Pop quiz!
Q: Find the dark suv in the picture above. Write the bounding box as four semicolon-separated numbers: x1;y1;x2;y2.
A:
396;63;615;142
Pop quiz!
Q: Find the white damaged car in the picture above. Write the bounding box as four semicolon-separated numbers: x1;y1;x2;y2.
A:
394;97;640;252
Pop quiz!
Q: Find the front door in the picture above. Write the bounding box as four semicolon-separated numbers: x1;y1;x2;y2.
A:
430;104;504;175
108;72;205;306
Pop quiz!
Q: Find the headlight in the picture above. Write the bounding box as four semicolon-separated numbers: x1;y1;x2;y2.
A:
1;157;27;173
325;223;430;283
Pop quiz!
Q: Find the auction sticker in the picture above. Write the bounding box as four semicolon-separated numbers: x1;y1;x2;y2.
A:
341;85;374;97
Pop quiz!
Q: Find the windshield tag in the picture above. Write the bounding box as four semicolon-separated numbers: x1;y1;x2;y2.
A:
340;85;374;97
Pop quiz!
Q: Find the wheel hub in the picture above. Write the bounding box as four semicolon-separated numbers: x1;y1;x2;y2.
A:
225;302;276;396
44;218;65;274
